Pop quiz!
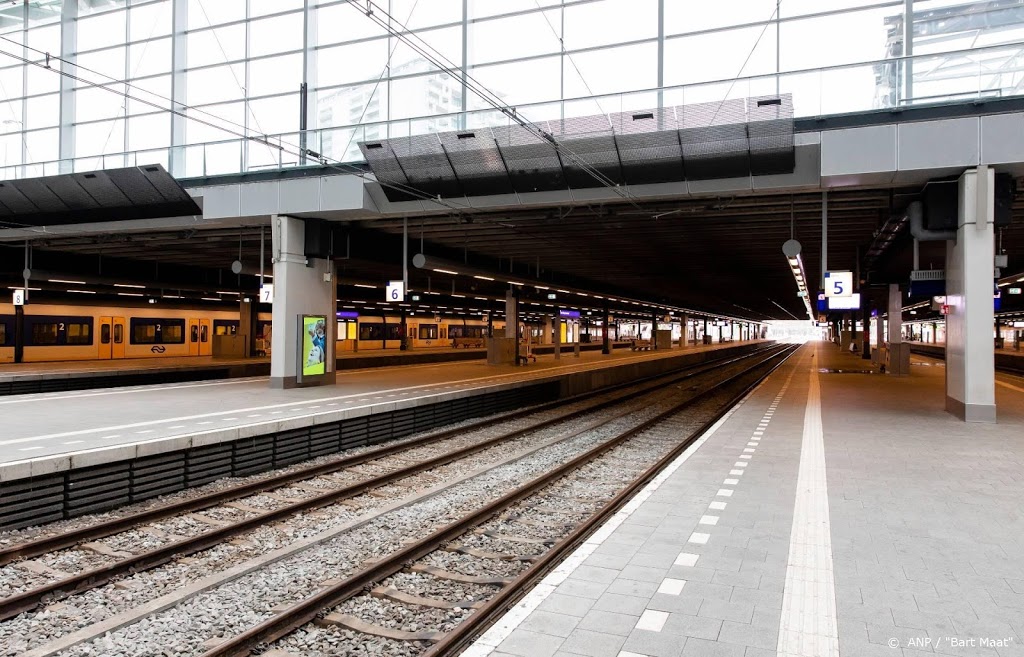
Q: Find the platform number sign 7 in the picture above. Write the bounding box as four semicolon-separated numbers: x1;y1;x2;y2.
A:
824;271;853;298
260;284;274;304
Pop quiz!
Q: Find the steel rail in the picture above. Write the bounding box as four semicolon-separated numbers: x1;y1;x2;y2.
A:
0;344;773;566
0;346;784;621
425;345;798;657
200;346;795;657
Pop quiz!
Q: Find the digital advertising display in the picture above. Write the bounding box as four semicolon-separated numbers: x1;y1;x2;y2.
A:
299;315;327;381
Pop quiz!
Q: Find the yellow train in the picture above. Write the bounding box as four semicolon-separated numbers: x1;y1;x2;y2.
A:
0;302;506;363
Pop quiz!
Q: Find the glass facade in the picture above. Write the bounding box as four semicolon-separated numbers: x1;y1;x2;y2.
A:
0;0;1020;178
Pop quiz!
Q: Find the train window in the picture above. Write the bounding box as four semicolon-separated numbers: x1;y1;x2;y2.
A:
131;319;186;344
190;325;199;342
167;324;185;343
113;324;123;344
441;327;447;339
66;323;92;345
31;323;59;345
101;324;111;344
359;323;383;341
0;323;6;346
200;324;208;342
385;323;403;340
418;324;438;340
214;320;238;336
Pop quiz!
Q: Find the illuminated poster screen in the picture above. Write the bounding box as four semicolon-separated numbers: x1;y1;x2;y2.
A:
301;315;327;379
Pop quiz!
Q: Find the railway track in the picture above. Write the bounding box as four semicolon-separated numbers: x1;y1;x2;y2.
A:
195;345;795;657
0;345;785;656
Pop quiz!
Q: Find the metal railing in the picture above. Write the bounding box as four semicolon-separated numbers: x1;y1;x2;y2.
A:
0;42;1021;182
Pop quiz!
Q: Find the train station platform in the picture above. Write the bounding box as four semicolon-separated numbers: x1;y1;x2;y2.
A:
467;341;1024;657
0;340;764;530
907;342;1024;375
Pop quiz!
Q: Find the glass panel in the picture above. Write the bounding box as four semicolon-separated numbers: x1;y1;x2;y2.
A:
316;82;388;130
25;1;61;29
563;42;658;97
113;323;123;343
468;55;561;108
248;53;303;97
250;0;303;17
249;12;304;57
247;93;300;135
468;10;561;66
315;3;389;46
78;0;126;17
781;0;900;18
76;47;126;84
26;57;60;95
26;24;60;56
129;37;172;78
666;0;776;35
26;93;60;129
129;0;171;40
563;0;657;51
390;25;462;74
468;0;559;20
187;24;246;68
76;119;126;157
317;39;390;88
77;9;127;52
128;112;169;150
665;25;778;86
780;6;896;71
66;323;91;345
390;0;462;29
185;101;243;143
389;72;463;120
187;0;245;29
74;85;127;122
128;74;171;114
31;323;59;345
185;63;246;105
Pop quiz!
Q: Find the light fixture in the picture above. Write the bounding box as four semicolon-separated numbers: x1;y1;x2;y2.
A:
49;278;87;285
473;275;494;281
433;268;459;275
354;283;376;289
66;289;96;294
118;292;144;297
114;283;145;289
200;297;221;301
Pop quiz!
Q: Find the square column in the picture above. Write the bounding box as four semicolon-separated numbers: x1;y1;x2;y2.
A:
887;284;910;376
269;215;337;389
945;167;996;422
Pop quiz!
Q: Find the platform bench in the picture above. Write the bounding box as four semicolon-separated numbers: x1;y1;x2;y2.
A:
630;340;653;351
453;337;485;348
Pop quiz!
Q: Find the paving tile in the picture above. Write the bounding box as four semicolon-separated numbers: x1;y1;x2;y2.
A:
697;599;755;624
606;578;661;598
520;610;582;638
660;613;723;641
497;628;565;657
559;629;627;657
716;620;778;650
620;629;687;657
679;637;746;657
577;609;643;637
538;592;597;618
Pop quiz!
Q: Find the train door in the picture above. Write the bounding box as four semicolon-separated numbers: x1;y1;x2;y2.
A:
98;317;112;359
199;318;212;356
112;317;126;359
188;319;200;356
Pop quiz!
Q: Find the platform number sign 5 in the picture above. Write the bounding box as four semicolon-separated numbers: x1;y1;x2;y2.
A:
824;271;853;298
260;284;274;304
386;280;405;302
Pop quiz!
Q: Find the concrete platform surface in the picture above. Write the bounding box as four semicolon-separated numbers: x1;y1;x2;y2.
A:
465;341;1024;657
0;341;761;480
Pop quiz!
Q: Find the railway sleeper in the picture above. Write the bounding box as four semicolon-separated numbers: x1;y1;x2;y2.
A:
370;585;485;610
444;544;527;562
315;612;446;642
410;563;512;586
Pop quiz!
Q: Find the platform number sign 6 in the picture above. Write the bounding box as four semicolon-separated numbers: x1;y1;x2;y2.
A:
386;281;405;303
824;271;853;298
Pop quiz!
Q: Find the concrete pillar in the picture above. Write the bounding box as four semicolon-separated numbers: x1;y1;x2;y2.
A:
931;322;937;344
542;316;552;344
553;312;561;360
504;291;517;339
239;297;257;357
945;166;997;422
602;303;611;355
652;311;658;349
887;284;910;376
269;215;336;389
680;315;689;346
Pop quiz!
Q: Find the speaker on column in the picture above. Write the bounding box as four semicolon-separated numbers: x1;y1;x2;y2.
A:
303;218;332;259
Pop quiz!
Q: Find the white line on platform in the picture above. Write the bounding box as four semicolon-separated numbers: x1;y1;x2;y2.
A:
0;377;266;405
777;359;839;657
996;379;1024;394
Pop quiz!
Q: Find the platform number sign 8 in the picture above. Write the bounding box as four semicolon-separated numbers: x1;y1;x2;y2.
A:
824;271;853;298
12;289;25;306
386;280;405;302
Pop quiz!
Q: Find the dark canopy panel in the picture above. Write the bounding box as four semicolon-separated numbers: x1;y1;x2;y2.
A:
360;95;796;202
0;165;202;227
